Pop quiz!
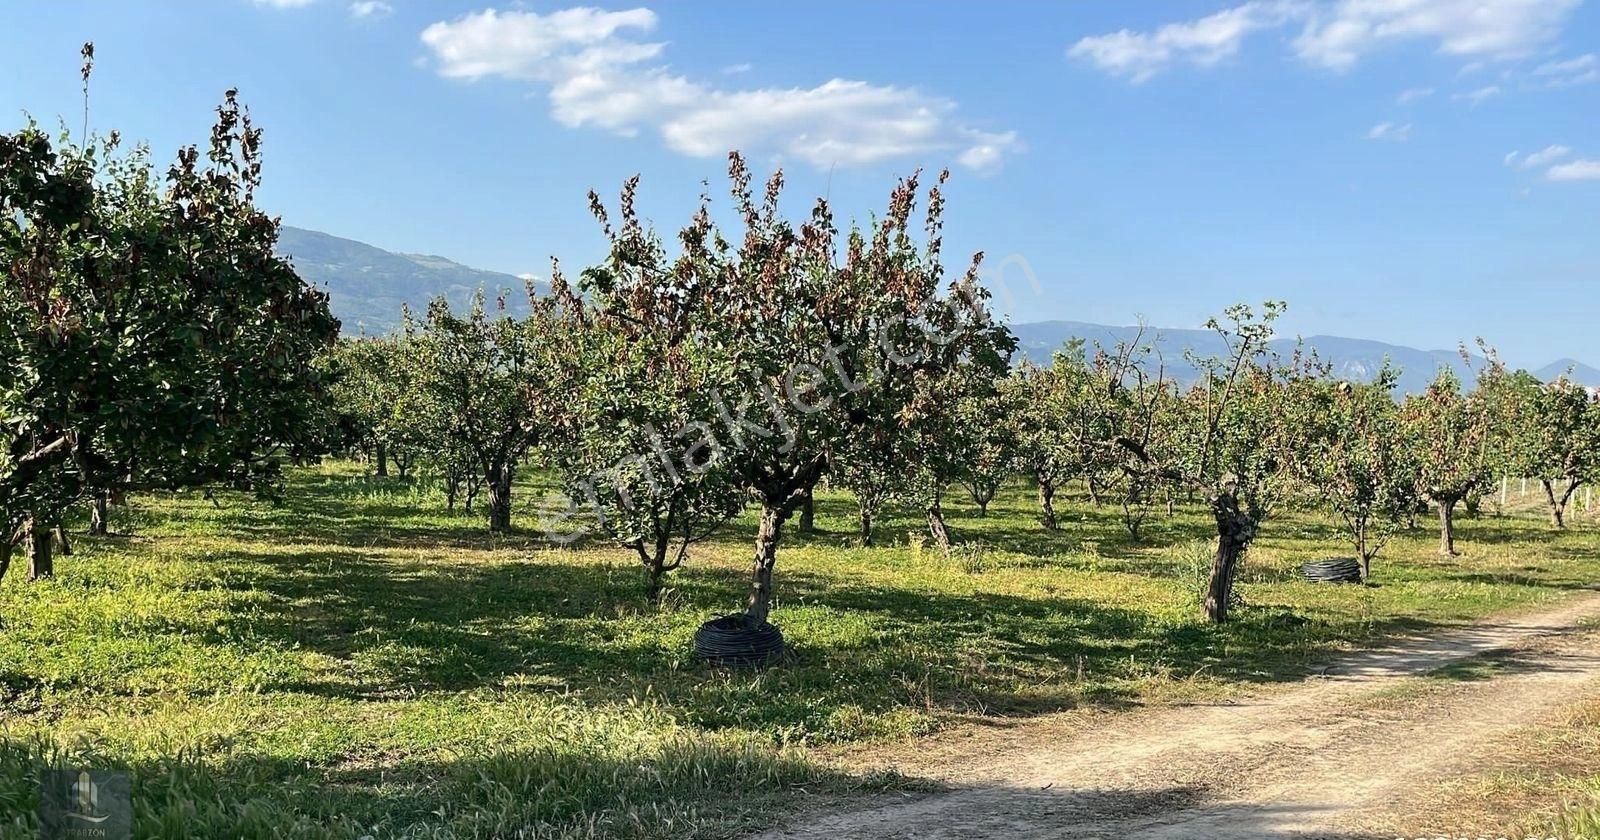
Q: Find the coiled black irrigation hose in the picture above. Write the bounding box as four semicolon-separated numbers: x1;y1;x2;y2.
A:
1302;556;1363;584
693;614;785;667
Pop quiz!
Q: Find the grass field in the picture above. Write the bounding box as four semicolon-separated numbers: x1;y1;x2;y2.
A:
3;462;1599;838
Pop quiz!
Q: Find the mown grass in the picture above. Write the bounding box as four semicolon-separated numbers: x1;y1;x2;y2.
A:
3;461;1598;838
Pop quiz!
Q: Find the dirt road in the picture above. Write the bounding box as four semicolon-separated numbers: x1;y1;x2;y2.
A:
758;593;1600;840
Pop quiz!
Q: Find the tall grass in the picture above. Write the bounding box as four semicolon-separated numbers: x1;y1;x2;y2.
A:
0;711;832;839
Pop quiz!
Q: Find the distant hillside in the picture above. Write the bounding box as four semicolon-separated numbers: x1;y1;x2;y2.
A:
275;226;533;335
274;226;1597;392
1008;321;1586;395
1535;358;1600;385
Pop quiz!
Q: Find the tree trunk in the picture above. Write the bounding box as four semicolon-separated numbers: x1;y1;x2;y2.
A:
89;493;110;536
1542;480;1563;528
798;488;816;535
969;483;994;517
1542;479;1578;529
53;525;71;556
1038;479;1058;530
1086;476;1102;507
927;494;951;553
1204;493;1253;624
485;462;514;532
445;475;460;511
0;539;12;584
1354;518;1371;581
857;503;874;547
27;518;53;580
644;553;666;605
745;503;788;626
1437;498;1458;556
375;442;389;477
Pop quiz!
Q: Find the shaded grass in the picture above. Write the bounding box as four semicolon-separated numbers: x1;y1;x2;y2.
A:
4;461;1600;837
0;704;867;840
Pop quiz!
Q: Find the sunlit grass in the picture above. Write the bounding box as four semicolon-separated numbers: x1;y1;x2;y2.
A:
4;461;1598;838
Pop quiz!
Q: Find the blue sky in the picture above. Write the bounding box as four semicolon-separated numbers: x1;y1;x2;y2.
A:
2;1;1597;367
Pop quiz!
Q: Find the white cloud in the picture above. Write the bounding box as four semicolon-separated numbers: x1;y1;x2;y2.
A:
1294;0;1580;70
1067;1;1305;83
422;8;661;81
957;131;1020;171
421;7;1019;171
1547;159;1600;181
1366;121;1411;141
254;0;316;7
1507;147;1594;181
1453;85;1500;105
350;0;391;18
1071;0;1581;81
1396;86;1434;103
1532;53;1599;87
1518;145;1573;169
721;63;752;75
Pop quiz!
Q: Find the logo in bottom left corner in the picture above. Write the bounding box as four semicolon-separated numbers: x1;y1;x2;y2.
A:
39;769;131;840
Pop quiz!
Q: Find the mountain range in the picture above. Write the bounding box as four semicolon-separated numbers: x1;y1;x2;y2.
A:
275;226;534;335
274;226;1599;392
1011;322;1496;395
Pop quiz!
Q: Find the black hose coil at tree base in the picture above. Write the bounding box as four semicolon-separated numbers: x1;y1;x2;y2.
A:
1302;556;1363;584
694;614;785;667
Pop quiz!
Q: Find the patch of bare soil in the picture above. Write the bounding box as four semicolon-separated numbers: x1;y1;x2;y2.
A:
757;593;1600;840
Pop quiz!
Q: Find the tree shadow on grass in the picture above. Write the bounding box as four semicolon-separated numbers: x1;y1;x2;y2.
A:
0;733;1401;839
737;484;1220;557
0;732;884;840
690;565;1464;721
36;514;1482;749
225;490;538;551
198;544;1156;722
1448;518;1566;546
226;519;554;552
817;511;1218;569
180;525;1477;736
173;470;568;552
206;547;680;696
1416;548;1600;591
781;570;1454;687
73;474;1505;738
1436;571;1599;590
